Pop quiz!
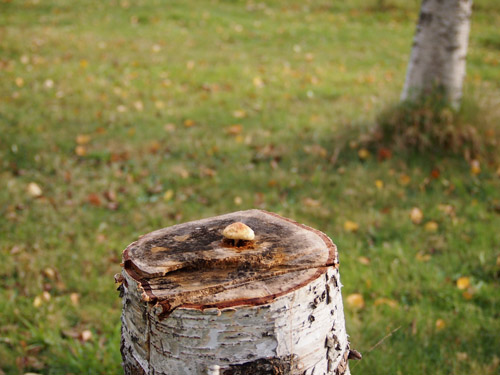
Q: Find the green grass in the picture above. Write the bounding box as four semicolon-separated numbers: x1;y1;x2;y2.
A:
1;0;500;374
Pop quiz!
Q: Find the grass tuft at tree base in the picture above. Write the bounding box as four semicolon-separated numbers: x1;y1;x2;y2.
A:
364;90;500;162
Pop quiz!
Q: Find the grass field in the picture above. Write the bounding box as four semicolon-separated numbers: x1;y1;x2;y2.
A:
1;0;500;374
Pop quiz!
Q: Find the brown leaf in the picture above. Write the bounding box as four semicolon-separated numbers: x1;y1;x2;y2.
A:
87;193;102;207
377;147;392;161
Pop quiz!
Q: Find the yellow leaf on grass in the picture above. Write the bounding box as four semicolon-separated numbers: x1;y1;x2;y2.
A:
33;295;43;308
226;124;243;135
375;180;384;189
163;189;174;202
358;256;371;265
424;221;439;232
435;319;446;331
416;252;431;262
399;174;411;186
470;160;481;176
184;119;195;127
346;293;365;310
15;77;24;87
344;220;359;233
462;290;474;300
233;109;247;118
303;197;321;207
456;276;470;290
374;298;398;308
358;148;370;160
76;134;91;145
75;145;87;156
253;76;264;88
410;207;423;224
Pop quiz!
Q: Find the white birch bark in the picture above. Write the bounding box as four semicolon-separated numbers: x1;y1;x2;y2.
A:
401;0;473;107
121;266;351;375
118;210;357;375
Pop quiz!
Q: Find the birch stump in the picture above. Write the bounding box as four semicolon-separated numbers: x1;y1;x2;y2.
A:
117;209;359;375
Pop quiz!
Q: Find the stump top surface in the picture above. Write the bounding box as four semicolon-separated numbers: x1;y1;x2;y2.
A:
122;209;337;312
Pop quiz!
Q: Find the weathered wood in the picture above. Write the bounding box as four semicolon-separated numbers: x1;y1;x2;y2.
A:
119;209;356;374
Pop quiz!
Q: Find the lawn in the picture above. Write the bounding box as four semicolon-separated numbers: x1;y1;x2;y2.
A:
1;0;499;374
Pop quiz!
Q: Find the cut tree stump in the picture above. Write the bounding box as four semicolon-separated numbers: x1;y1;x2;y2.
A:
117;209;358;375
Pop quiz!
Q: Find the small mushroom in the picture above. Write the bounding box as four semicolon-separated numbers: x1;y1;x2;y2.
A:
222;222;255;246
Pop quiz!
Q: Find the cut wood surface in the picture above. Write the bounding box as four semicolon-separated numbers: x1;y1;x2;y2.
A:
123;209;337;315
119;210;354;375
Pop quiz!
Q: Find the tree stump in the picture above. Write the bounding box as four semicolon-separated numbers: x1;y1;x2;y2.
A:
117;209;358;375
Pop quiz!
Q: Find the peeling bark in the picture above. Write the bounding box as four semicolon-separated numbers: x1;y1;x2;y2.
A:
119;210;356;374
401;0;473;107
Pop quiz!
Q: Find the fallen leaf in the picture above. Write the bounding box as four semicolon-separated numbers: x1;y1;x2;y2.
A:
374;298;398;308
75;145;86;156
470;160;481;176
133;101;144;111
226;124;243;135
163;189;174;201
462;290;474;300
76;134;91;145
415;252;431;262
375;180;384;189
172;166;190;179
437;204;455;217
149;140;161;154
357;256;370;265
43;267;56;280
70;293;80;306
200;167;217;177
27;182;43;198
184;119;195;127
456;276;470;290
303;197;321;207
304;144;327;158
232;109;247;118
87;193;102;207
358;148;370;160
430;168;440;179
33;296;43;308
80;330;92;342
424;221;439;232
346;293;365;310
410;207;423;224
435;318;446;331
42;291;50;302
399;174;411;186
164;123;176;132
377;147;392;161
253;76;264;88
15;77;24;87
344;220;359;233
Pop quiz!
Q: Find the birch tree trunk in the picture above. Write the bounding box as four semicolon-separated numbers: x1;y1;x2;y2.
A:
401;0;473;107
117;210;359;375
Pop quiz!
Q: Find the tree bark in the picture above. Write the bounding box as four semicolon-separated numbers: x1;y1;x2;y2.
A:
118;210;357;375
401;0;473;107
